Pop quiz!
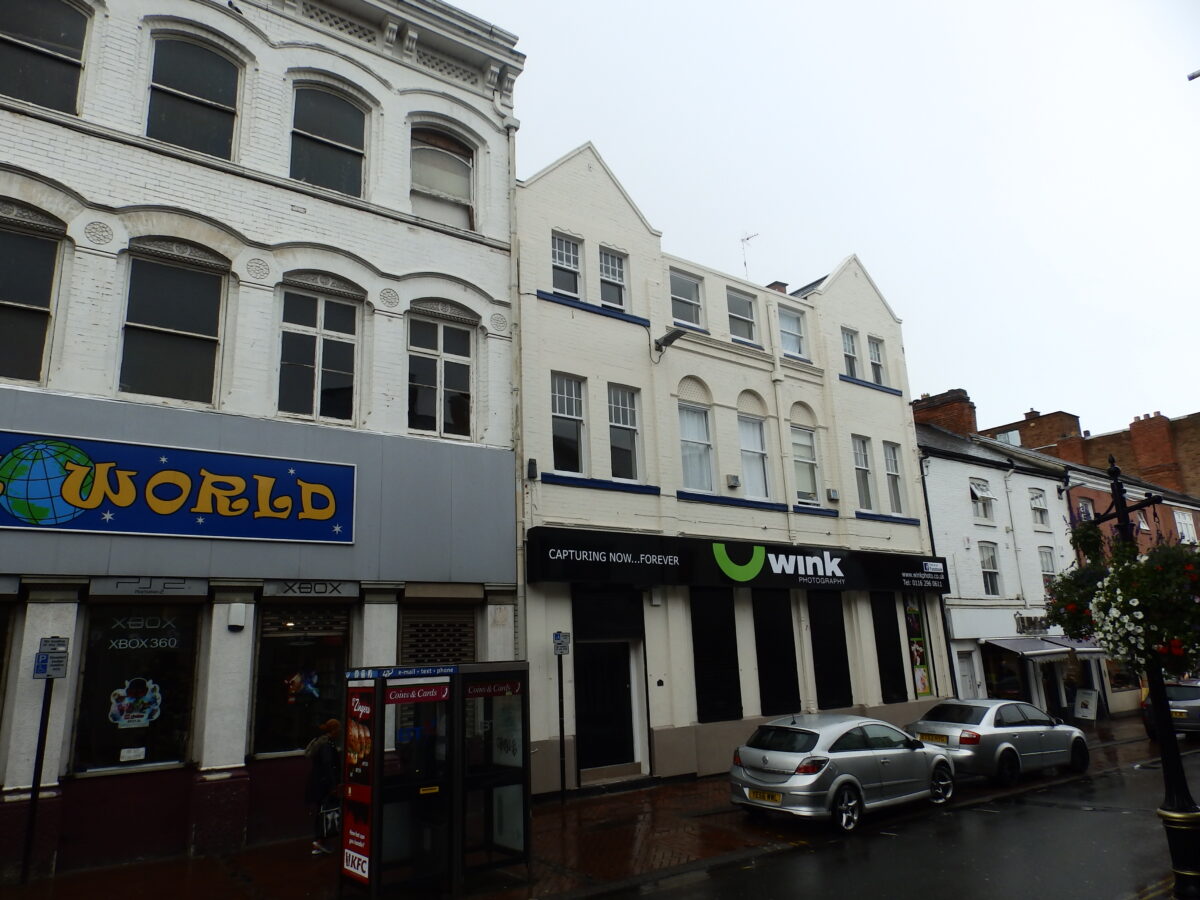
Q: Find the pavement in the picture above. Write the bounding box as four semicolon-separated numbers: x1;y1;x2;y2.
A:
6;715;1162;900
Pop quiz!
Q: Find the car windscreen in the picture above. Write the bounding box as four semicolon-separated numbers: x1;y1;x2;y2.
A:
745;726;819;753
1165;685;1200;702
919;703;987;725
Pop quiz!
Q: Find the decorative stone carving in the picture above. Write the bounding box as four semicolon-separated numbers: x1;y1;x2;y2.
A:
379;288;400;308
383;16;400;47
489;313;508;333
246;258;270;280
84;221;114;245
411;298;480;326
485;64;501;92
128;237;228;271
0;199;65;235
282;270;366;300
402;26;418;58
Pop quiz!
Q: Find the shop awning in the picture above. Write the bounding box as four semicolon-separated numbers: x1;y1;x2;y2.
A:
986;637;1105;661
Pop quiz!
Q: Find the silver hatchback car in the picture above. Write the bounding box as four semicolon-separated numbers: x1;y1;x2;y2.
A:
729;713;955;833
905;699;1089;787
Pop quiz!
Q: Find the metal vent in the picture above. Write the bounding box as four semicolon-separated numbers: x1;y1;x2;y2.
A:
401;606;477;665
261;605;350;638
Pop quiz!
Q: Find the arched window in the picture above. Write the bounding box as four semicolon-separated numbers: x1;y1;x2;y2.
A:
0;200;66;382
147;38;239;159
407;300;478;438
291;87;365;197
410;128;474;229
119;238;228;403
678;377;714;492
277;272;364;423
0;0;88;113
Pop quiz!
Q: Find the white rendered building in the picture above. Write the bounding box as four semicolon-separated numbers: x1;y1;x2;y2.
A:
0;0;522;877
515;145;953;793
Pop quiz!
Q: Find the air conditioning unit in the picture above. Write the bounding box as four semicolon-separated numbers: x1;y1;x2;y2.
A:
826;488;839;502
726;474;741;489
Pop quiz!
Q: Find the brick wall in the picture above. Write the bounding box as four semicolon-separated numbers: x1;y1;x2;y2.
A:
912;389;977;435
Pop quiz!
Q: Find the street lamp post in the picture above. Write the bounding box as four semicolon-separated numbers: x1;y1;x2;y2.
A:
1096;458;1200;898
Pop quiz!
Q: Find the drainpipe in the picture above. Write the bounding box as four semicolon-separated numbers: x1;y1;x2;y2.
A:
766;298;797;545
919;451;959;699
1001;462;1030;610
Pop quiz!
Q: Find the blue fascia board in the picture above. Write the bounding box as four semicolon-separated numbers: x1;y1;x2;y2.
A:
838;374;904;397
536;290;651;327
676;491;788;512
792;505;839;517
854;511;922;527
539;473;661;495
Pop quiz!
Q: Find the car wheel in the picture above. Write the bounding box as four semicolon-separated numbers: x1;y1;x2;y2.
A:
1069;740;1089;774
992;751;1020;788
929;763;954;805
831;784;862;834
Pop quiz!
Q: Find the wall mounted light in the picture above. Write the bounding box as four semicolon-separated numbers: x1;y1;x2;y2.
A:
654;328;687;352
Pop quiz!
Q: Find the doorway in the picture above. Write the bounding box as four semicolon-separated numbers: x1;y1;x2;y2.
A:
574;641;634;770
957;650;979;699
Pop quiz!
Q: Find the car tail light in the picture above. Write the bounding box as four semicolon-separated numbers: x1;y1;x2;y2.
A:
959;730;981;745
794;756;829;775
733;750;742;767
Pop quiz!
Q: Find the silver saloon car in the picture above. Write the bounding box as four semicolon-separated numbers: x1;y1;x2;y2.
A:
729;713;955;833
906;699;1089;787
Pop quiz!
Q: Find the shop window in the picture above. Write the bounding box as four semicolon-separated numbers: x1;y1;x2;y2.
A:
1106;658;1139;692
903;594;933;697
752;589;800;716
871;592;908;703
0;0;87;113
147;38;238;159
290;86;365;197
690;587;741;722
408;317;473;438
120;243;226;403
410;127;473;229
808;591;852;709
252;605;349;755
72;603;200;772
278;287;360;422
0;215;62;382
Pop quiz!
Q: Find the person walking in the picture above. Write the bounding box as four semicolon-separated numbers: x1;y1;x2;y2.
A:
305;718;341;856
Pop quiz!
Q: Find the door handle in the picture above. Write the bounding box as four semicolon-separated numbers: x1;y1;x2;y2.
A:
880;759;890;765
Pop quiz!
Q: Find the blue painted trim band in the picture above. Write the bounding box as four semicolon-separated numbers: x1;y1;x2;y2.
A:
792;505;839;517
731;338;764;350
676;491;788;512
671;321;710;335
838;374;904;397
782;353;813;364
539;473;661;495
536;290;651;327
854;511;921;526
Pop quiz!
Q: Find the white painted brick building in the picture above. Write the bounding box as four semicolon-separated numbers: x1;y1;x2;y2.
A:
515;145;954;793
0;0;522;879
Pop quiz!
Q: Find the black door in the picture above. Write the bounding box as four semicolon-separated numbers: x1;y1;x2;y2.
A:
809;591;853;710
575;642;634;769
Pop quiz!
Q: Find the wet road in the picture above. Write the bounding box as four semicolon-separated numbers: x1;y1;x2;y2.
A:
609;751;1191;900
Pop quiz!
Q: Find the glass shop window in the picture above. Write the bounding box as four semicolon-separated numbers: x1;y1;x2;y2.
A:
72;603;200;772
253;605;349;754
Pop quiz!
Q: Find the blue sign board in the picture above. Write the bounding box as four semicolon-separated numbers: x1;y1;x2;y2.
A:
0;430;355;543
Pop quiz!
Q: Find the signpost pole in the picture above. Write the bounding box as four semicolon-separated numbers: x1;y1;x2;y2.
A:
20;677;54;884
557;651;566;804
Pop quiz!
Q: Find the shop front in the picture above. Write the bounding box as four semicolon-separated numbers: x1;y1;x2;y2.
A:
523;527;951;792
0;390;516;882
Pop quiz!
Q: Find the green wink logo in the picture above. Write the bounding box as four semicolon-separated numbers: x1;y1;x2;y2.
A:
712;543;766;582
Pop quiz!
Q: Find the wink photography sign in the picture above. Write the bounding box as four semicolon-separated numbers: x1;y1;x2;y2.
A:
0;430;355;543
526;526;949;593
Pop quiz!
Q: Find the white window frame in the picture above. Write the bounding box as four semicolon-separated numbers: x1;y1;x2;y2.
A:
1138;511;1151;533
0;218;62;383
410;127;474;230
852;435;873;510
727;289;756;342
979;541;1001;596
551;234;581;298
867;337;886;385
407;316;473;439
1039;546;1056;591
1078;498;1095;522
883;441;903;514
679;403;714;492
277;289;360;424
598;248;625;309
607;383;639;481
779;307;806;358
1029;488;1049;527
995;429;1021;446
738;415;769;499
1176;509;1198;543
970;478;996;521
551;372;585;473
842;328;859;379
670;270;702;326
791;425;819;505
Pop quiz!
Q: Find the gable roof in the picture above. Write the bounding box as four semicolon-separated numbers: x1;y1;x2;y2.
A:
518;142;661;237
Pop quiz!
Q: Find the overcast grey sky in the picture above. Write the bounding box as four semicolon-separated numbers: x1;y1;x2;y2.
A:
454;0;1200;436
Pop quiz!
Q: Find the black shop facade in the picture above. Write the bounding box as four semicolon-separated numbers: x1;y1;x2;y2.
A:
524;527;952;789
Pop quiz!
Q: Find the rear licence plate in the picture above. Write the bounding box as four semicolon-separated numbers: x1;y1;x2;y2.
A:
1173;710;1188;720
919;733;948;744
748;789;782;804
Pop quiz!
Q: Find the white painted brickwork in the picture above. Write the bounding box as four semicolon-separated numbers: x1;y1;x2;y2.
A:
0;0;522;449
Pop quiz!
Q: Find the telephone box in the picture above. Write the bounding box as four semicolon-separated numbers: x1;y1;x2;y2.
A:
340;662;531;897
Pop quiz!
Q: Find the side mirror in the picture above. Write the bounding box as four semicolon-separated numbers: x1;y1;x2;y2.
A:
907;738;924;750
1052;717;1063;726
